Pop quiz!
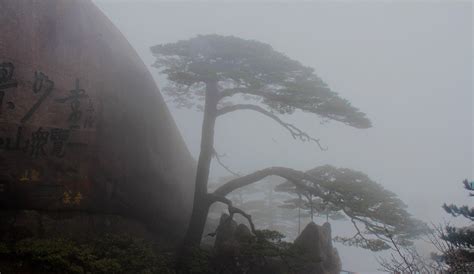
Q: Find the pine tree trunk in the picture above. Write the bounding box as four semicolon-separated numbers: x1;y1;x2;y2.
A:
182;81;219;247
298;193;302;234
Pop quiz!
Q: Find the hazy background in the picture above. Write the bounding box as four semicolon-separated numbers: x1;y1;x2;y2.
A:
93;1;472;271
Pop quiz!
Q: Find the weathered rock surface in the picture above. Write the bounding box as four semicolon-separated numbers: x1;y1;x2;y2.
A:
214;213;252;254
213;215;341;274
293;222;342;274
0;0;194;238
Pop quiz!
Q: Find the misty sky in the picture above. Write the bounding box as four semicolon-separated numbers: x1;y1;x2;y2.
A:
94;1;472;271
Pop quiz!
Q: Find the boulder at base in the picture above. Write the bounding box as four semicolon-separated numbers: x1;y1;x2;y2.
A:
0;0;194;239
212;215;341;274
293;222;342;274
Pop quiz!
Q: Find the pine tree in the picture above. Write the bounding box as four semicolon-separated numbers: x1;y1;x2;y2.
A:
441;179;474;272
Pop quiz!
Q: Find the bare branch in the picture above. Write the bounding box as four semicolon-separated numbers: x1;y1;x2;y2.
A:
350;218;366;240
207;194;257;235
377;226;450;274
217;104;327;150
387;232;414;273
341;208;397;246
212;148;241;177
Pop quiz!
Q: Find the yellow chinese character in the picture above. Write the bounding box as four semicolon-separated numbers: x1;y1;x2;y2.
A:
73;192;83;205
30;169;40;182
62;191;71;204
19;170;30;182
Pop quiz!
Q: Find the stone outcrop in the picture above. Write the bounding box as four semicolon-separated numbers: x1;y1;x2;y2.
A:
0;0;194;239
293;222;342;274
214;213;252;254
212;214;341;274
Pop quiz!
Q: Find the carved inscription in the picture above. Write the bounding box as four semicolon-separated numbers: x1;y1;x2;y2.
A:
21;71;54;123
0;61;97;207
0;62;18;113
0;126;72;158
56;79;89;129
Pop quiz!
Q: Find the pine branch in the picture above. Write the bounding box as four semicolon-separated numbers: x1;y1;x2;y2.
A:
217;104;326;150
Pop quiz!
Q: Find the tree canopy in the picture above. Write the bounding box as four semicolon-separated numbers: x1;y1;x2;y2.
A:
276;165;427;251
151;34;371;129
443;179;474;221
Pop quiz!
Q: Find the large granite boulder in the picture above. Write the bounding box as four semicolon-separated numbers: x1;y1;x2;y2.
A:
0;0;194;238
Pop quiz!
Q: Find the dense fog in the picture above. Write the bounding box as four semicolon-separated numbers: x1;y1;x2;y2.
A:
90;0;473;272
1;0;470;272
92;1;471;272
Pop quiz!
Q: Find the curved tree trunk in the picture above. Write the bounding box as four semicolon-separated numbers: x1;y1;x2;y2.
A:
182;81;219;247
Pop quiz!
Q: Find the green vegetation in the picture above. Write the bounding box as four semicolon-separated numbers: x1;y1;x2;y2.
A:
210;228;316;274
0;230;315;273
441;179;474;272
0;235;174;274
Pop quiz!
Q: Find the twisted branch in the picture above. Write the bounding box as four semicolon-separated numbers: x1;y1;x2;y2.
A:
212;166;412;256
207;194;257;235
212;148;240;177
213;167;325;198
386;232;414;273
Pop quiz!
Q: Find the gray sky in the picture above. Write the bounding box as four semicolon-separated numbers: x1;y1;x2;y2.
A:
94;1;472;271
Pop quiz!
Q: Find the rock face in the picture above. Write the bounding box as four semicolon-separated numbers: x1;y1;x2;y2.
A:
293;222;342;274
0;0;194;237
214;214;252;254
